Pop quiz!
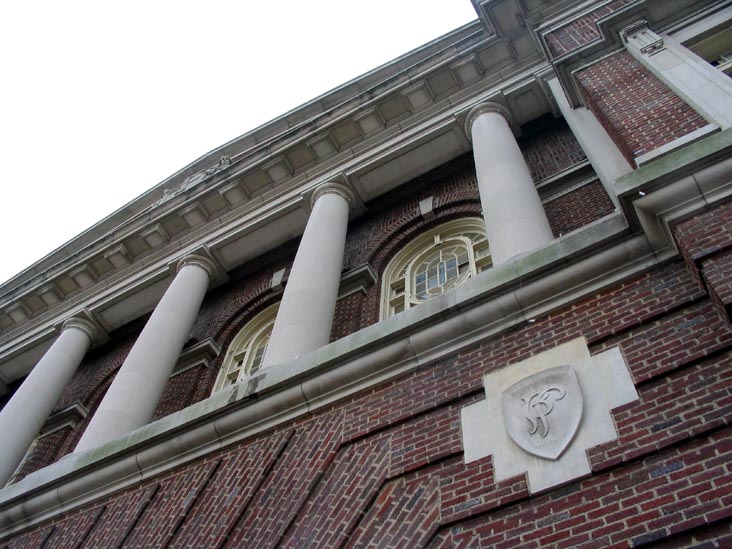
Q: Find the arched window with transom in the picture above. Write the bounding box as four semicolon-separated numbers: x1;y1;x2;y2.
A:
213;302;279;392
380;218;490;319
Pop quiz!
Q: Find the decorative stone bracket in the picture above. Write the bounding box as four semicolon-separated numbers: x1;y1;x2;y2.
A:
621;20;665;56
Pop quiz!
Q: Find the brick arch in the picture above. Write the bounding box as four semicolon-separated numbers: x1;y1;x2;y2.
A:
366;201;483;277
359;203;482;329
210;291;281;372
188;254;294;344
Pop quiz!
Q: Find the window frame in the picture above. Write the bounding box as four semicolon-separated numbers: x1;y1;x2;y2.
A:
213;302;279;392
380;218;490;320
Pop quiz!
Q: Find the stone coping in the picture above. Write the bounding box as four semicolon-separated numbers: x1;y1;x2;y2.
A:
614;127;732;253
615;126;732;193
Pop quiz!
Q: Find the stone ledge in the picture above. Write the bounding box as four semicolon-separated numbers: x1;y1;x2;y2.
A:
615;127;732;253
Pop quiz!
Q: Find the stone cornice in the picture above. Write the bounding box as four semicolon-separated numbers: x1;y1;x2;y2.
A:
0;24;487;298
0;26;518;344
0;60;556;389
0;0;573;313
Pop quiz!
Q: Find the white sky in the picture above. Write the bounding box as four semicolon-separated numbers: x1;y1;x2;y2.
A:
0;1;477;285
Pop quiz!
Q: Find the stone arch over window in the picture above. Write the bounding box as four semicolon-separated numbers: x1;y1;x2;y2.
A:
213;302;279;392
380;217;490;320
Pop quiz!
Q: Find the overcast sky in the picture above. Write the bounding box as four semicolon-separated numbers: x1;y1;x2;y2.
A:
0;1;476;285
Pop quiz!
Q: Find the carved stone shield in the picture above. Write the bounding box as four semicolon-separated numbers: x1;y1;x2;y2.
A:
501;365;583;460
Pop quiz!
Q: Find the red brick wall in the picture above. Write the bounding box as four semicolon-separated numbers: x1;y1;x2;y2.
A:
4;248;732;546
10;125;611;481
676;199;732;324
702;250;732;316
544;0;634;57
545;180;615;237
576;51;708;165
520;120;587;182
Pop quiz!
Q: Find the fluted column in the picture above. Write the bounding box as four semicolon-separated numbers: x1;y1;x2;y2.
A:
465;103;554;266
262;183;353;368
0;317;100;486
76;255;214;452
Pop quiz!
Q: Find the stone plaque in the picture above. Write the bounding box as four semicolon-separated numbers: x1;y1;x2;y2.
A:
501;365;582;460
461;338;639;493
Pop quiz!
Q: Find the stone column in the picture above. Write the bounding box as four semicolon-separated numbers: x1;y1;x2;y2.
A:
465;103;554;266
75;255;214;452
0;317;100;486
548;77;631;206
623;22;732;129
262;183;353;368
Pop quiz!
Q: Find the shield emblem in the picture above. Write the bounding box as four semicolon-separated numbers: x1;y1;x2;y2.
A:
501;365;583;460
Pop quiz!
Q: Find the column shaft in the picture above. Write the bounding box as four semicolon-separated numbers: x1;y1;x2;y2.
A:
75;258;212;452
262;185;351;368
467;104;554;266
548;77;630;205
0;321;93;486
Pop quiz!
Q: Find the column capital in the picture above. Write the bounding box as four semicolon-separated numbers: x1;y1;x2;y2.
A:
464;102;513;140
310;182;355;211
60;314;107;346
61;316;103;342
176;253;217;280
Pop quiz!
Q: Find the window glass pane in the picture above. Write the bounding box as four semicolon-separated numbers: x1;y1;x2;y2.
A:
446;262;458;281
428;274;438;290
416;278;425;295
689;25;732;76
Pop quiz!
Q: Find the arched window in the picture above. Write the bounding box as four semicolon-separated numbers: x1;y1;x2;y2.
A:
213;302;279;392
380;218;490;319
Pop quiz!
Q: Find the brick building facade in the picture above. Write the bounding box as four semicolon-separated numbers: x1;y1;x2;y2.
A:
1;0;732;546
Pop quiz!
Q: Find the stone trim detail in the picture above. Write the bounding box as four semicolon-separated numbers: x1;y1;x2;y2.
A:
172;338;221;377
40;402;89;436
337;264;377;299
